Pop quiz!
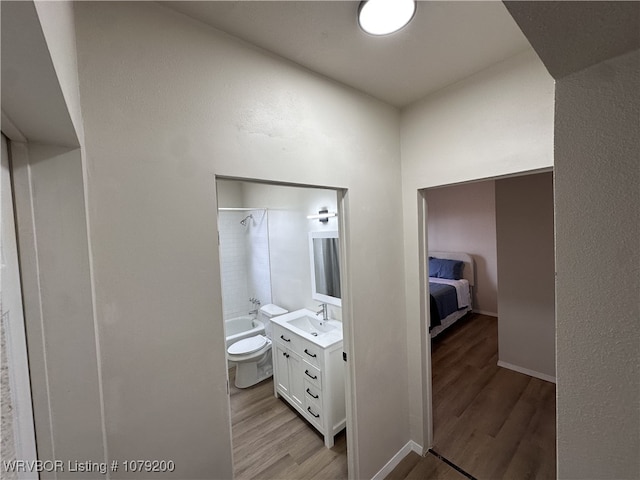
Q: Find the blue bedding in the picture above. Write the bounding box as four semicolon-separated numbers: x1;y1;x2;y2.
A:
429;282;459;328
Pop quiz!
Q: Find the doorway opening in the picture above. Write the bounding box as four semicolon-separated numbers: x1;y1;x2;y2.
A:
215;177;351;479
1;134;38;471
421;170;557;479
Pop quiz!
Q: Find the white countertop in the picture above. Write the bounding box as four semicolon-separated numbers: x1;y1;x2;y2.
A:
272;309;343;348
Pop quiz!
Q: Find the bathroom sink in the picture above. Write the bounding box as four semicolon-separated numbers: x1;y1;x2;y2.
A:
287;315;337;336
272;309;342;347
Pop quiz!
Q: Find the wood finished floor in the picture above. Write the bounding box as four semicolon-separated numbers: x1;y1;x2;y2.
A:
429;313;556;480
386;314;556;480
229;369;347;479
230;313;556;479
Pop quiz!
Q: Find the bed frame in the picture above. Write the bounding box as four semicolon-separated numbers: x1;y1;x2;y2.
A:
428;251;475;338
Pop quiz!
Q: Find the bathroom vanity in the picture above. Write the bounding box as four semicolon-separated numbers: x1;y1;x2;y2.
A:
271;309;345;448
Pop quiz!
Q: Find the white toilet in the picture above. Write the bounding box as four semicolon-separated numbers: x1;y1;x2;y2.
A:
227;304;288;388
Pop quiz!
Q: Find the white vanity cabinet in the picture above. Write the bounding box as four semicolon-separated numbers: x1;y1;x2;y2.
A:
272;321;345;448
273;339;304;409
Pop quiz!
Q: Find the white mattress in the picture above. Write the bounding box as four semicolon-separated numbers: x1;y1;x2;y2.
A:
429;277;470;308
429;277;472;338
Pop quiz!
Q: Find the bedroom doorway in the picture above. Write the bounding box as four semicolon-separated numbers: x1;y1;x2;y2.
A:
422;171;557;479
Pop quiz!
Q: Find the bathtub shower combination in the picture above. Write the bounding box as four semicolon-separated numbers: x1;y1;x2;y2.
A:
224;315;264;349
217;208;272;321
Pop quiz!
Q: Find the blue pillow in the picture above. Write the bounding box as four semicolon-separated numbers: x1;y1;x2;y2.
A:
429;257;464;280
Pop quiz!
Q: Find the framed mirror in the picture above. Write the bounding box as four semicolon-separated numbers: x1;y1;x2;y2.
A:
309;231;341;307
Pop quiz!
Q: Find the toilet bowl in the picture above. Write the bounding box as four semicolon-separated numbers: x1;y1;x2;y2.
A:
227;304;288;388
227;335;273;388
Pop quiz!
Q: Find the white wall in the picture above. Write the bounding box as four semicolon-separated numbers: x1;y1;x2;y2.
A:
5;4;106;472
217;209;271;320
11;143;104;478
425;181;497;315
400;48;555;446
554;49;639;479
496;172;555;381
32;0;84;145
74;2;405;478
239;182;341;317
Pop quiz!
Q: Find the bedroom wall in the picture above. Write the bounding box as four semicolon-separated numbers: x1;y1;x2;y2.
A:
74;2;406;478
400;47;555;446
425;180;497;315
495;172;555;381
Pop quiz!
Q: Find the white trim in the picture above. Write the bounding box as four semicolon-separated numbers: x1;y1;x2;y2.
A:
371;441;423;480
338;189;358;478
497;360;556;384
472;309;498;317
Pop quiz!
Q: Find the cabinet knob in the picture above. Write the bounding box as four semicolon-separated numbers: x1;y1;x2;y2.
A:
280;335;290;342
307;406;320;418
304;370;317;380
304;349;317;358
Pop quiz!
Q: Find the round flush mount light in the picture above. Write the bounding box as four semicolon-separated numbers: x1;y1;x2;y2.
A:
358;0;416;36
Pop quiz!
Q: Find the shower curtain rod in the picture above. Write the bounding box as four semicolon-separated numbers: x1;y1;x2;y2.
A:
218;207;268;211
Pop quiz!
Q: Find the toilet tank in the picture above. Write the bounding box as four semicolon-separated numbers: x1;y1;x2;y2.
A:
258;304;288;338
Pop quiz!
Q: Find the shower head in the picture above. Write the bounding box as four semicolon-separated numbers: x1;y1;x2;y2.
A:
240;214;253;226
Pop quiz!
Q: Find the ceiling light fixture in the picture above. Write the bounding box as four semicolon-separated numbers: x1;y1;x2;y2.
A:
358;0;416;36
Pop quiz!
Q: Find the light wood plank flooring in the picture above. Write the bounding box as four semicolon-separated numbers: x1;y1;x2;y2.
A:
230;313;555;479
229;368;347;479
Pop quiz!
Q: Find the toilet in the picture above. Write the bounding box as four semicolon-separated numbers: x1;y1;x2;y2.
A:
227;304;288;388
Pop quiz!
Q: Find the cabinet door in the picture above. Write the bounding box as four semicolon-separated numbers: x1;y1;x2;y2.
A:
274;343;291;399
288;352;304;409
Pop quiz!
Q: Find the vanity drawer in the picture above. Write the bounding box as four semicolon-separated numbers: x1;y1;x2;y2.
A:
302;363;322;389
273;325;301;351
304;393;323;429
299;339;321;367
304;380;323;408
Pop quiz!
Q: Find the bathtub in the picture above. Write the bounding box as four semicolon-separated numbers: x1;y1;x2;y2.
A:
224;316;265;348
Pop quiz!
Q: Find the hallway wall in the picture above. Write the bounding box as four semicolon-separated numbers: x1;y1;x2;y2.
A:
400;48;555;446
74;2;406;477
554;49;639;478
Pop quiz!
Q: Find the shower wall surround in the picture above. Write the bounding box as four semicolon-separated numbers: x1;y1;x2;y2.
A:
218;209;272;320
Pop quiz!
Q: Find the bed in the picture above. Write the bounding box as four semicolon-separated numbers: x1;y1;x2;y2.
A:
428;251;475;338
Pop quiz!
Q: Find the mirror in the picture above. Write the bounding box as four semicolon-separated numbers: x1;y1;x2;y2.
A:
309;231;341;307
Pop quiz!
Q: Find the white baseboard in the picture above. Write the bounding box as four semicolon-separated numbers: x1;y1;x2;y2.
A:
371;440;423;480
472;309;498;317
497;360;556;384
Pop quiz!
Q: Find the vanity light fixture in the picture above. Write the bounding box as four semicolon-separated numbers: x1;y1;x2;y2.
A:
358;0;416;36
307;209;337;223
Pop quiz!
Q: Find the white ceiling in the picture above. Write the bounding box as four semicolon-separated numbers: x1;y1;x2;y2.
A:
162;1;532;108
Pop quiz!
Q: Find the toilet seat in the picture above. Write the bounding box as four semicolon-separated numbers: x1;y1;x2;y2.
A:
228;335;268;356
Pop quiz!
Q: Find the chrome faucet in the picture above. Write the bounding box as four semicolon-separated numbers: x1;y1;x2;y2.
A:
249;297;261;317
316;303;328;322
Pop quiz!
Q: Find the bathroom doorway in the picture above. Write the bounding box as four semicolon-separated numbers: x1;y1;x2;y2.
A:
215;177;350;479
